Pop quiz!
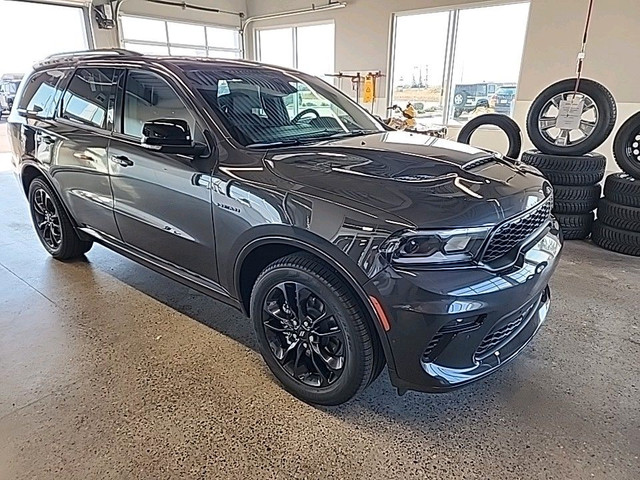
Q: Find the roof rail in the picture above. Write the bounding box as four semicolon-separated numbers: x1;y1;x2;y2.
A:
43;48;140;60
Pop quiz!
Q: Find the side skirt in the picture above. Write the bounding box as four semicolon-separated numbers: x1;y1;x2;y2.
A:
79;227;243;312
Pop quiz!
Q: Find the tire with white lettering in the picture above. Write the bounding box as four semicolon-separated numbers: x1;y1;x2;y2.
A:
526;78;616;156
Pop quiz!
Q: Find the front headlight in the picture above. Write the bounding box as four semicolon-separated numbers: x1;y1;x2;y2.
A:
379;227;491;266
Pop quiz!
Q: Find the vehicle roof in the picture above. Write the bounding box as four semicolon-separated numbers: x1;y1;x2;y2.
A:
32;48;301;75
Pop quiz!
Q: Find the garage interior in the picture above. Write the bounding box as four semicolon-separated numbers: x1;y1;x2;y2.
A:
0;0;638;479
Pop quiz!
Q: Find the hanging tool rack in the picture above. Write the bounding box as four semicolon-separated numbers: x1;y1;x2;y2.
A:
326;71;384;113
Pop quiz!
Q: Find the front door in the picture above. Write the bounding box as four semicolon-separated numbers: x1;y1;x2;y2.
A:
109;69;217;281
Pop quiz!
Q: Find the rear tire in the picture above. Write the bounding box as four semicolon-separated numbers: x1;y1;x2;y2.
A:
556;212;593;240
250;253;383;405
592;221;640;256
28;178;92;260
521;150;606;186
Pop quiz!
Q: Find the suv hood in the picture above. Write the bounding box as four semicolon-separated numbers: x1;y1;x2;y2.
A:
263;131;550;229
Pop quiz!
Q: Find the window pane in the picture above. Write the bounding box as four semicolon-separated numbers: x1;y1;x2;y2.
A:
19;69;66;118
296;23;334;80
0;1;87;73
167;21;205;46
449;2;530;125
206;27;239;49
170;46;207;57
124;42;169;55
208;49;241;59
391;12;450;128
120;16;167;43
258;28;294;68
62;68;116;129
123;71;195;139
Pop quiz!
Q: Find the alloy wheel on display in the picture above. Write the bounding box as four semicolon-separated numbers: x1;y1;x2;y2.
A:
537;92;599;148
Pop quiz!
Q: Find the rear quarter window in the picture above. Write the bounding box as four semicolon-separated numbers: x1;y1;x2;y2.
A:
18;69;67;119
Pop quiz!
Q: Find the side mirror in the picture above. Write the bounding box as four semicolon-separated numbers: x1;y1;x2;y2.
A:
141;119;205;156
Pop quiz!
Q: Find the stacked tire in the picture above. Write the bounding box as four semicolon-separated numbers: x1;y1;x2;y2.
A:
592;113;640;256
521;151;605;239
522;78;617;240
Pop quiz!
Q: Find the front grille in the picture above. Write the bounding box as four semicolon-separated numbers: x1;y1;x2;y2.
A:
482;197;552;263
475;302;537;359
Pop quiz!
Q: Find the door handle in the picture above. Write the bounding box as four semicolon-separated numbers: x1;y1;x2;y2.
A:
110;155;134;167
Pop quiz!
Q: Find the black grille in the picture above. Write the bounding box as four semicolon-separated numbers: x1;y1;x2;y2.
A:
482;197;552;263
475;303;536;358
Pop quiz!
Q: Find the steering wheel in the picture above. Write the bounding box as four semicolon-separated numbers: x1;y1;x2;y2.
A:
291;108;320;124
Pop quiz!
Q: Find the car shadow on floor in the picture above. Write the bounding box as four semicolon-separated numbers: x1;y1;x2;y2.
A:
85;245;516;416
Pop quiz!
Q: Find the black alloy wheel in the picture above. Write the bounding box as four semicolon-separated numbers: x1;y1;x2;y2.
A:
31;187;62;250
262;281;346;388
28;178;92;259
251;253;383;405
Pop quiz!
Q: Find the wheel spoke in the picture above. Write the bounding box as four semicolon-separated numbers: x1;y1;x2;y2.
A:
308;346;330;386
555;129;570;146
276;338;299;364
539;118;556;130
263;320;293;333
311;325;342;338
579;119;596;136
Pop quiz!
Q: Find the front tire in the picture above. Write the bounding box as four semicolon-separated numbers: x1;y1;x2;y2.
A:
28;178;92;260
250;253;382;405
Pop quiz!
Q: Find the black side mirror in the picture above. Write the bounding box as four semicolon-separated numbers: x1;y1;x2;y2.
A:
141;119;205;156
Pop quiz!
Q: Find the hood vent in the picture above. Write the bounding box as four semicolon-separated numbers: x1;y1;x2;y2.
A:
461;156;496;171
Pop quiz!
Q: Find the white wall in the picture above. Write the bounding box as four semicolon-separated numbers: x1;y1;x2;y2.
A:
244;0;640;168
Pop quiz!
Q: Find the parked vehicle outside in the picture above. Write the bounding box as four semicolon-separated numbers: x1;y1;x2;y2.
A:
0;74;23;115
8;51;562;405
452;82;499;118
490;85;517;114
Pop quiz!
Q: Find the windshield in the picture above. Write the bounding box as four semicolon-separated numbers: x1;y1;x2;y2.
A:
181;64;384;147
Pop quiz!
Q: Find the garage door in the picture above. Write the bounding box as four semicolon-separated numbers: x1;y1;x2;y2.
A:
0;0;88;75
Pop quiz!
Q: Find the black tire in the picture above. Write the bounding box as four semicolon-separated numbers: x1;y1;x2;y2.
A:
592;220;640;256
453;108;463;118
526;78;616;156
613;112;640;178
250;253;382;406
552;184;600;214
597;198;640;232
603;173;640;207
556;212;593;240
28;178;92;260
457;114;522;159
521;150;606;186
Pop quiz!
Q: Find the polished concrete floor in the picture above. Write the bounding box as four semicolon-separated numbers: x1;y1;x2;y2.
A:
0;120;638;480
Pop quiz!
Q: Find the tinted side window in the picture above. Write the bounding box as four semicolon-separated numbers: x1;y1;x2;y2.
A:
123;70;197;139
18;70;66;118
62;68;117;129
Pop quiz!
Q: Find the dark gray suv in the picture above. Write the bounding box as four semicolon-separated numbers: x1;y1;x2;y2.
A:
8;50;562;405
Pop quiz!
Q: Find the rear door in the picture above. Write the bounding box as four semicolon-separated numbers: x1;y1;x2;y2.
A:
108;68;217;281
51;67;122;239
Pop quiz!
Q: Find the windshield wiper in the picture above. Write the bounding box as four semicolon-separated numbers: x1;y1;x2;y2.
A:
246;139;305;148
323;129;380;139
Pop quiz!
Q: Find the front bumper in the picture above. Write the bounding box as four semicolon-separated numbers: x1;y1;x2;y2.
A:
365;225;562;394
